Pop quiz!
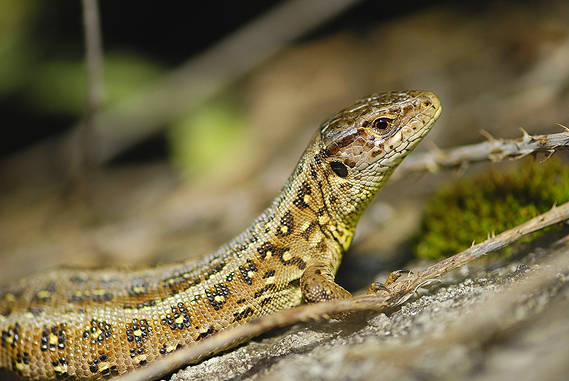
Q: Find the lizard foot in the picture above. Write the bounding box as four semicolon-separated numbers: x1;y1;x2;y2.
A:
367;269;413;295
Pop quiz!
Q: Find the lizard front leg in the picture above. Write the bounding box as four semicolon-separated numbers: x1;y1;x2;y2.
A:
300;264;351;303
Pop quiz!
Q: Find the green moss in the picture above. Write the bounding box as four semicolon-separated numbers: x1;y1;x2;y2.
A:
413;157;569;260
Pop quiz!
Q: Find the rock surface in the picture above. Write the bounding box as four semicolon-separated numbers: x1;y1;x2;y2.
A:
172;244;569;381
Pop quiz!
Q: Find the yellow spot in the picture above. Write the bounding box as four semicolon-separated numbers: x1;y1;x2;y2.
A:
318;215;329;225
132;286;146;294
37;290;51;299
247;271;255;279
174;316;184;325
15;363;26;371
182;272;191;279
48;333;58;346
133;329;143;337
136;354;147;364
328;224;336;232
93;289;106;296
214;295;225;303
53;364;68;374
303;194;312;204
280;225;289;234
264;277;275;285
93;328;102;340
5;293;16;303
165;344;177;353
282;252;292;261
265;251;272;259
309;231;324;248
98;362;110;373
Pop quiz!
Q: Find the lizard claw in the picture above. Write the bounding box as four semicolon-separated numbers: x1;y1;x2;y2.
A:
384;269;413;286
367;282;390;295
367;269;414;295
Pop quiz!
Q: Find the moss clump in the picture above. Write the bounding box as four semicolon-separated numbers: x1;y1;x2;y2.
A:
414;157;569;260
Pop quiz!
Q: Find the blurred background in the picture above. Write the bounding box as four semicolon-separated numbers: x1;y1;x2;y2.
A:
1;0;568;289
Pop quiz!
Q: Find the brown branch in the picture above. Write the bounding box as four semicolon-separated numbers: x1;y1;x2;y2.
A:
70;0;104;175
82;0;104;117
396;130;569;179
114;201;569;381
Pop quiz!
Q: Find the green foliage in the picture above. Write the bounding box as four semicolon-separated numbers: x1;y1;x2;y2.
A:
414;157;569;260
27;53;163;114
168;98;251;178
0;0;36;94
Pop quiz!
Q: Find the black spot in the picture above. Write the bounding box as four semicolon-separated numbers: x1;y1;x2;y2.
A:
275;210;294;237
262;270;276;279
128;282;148;296
330;161;348;177
254;284;276;298
127;318;153;341
287;277;301;288
310;164;318;179
260;297;273;307
205;262;226;281
196;325;215;341
238;259;258;285
206;283;230;310
232;307;254;322
257;242;275;260
301;221;318;240
293;181;313;209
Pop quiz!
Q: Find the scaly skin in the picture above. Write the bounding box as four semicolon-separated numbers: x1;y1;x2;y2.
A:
0;90;441;380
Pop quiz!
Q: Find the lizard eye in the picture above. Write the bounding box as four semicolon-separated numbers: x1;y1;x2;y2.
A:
372;117;392;132
330;161;348;177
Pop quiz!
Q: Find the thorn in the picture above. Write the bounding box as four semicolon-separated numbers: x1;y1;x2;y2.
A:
471;240;476;247
427;141;444;155
480;129;497;142
555;123;569;132
540;149;555;162
519;127;532;140
456;161;469;177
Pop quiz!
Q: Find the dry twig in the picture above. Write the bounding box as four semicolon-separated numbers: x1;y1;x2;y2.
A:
116;201;569;381
397;130;569;179
70;0;104;175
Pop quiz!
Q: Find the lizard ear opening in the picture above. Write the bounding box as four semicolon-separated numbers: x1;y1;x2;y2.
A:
330;161;348;177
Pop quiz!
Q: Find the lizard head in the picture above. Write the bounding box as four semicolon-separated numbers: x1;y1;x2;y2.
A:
317;90;441;230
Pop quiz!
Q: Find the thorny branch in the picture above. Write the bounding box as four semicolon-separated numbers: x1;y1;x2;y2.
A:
396;129;569;179
115;201;569;381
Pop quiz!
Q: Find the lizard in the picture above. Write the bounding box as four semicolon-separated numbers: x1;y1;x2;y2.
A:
0;90;441;380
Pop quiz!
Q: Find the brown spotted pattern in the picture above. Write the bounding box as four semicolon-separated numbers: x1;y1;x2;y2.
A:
0;91;441;380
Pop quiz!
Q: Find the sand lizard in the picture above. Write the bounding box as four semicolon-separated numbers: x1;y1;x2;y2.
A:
0;90;441;380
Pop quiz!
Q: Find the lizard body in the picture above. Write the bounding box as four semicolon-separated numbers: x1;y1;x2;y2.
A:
0;90;441;380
